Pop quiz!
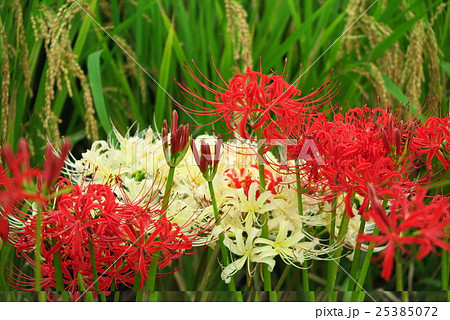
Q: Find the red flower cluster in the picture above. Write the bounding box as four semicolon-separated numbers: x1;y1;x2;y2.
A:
0;139;70;245
265;106;450;280
7;178;198;295
176;63;339;139
265;107;449;215
178;64;450;281
412;116;450;171
357;185;450;280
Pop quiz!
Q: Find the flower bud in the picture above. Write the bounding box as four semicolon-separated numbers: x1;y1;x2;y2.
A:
43;140;71;190
394;128;401;156
381;128;391;155
162;110;191;168
191;135;222;182
0;216;9;250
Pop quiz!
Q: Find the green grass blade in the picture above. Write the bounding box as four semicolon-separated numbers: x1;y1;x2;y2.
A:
87;50;113;135
154;20;175;127
441;62;450;77
380;71;417;114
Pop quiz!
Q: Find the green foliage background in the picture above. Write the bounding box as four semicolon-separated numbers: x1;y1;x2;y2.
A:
0;0;449;301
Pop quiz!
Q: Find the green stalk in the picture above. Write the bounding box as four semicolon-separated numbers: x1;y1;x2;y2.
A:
442;225;450;302
78;272;94;302
256;130;276;302
326;197;338;300
344;219;366;294
208;181;244;302
162;166;176;211
444;251;450;302
396;249;408;302
197;246;219;298
443;250;449;291
88;240;106;302
302;263;313;301
325;205;336;296
34;204;45;302
328;206;337;247
134;273;144;302
353;228;379;301
274;265;291;291
144;165;176;301
145;257;159;302
326;210;350;301
53;251;69;302
295;169;314;301
0;246;12;291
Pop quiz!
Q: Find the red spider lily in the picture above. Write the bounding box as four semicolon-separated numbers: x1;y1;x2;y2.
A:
117;215;193;289
191;135;222;182
162;110;191;167
4;244;59;292
176;62;340;139
0;139;45;215
7;177;204;294
263;111;328;164
0;139;72;215
411;116;450;170
357;184;450;281
224;165;283;199
264;107;429;217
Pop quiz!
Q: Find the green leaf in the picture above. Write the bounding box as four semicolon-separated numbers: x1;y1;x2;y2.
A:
87;50;113;135
380;71;417;114
265;0;337;65
441;62;450;77
154;21;175;127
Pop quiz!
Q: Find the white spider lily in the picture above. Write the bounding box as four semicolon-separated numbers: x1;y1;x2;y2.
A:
221;225;276;284
222;182;279;226
256;219;312;265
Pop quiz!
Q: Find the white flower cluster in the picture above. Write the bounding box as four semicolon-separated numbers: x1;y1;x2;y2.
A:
66;128;365;283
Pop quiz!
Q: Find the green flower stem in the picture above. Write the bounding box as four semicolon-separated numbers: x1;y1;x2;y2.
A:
53;251;70;302
353;227;379;302
328;206;337;247
78;271;94;302
134;273;144;301
162;165;176;211
442;250;449;291
34;204;46;302
443;249;450;301
198;246;219;289
295;170;314;301
326;210;350;302
442;223;450;301
140;165;178;301
256;130;276;302
208;181;244;302
326;199;338;300
208;181;221;222
396;249;408;302
302;265;313;300
344;219;366;294
145;256;159;302
275;265;291;291
88;240;106;302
